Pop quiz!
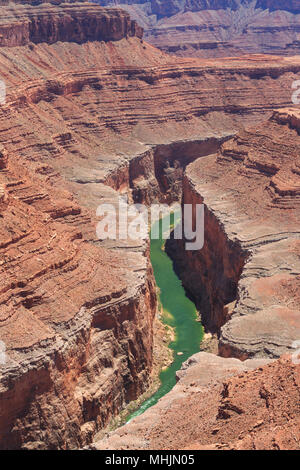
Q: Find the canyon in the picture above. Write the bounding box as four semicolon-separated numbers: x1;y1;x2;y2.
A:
95;0;300;58
93;107;300;451
0;0;299;450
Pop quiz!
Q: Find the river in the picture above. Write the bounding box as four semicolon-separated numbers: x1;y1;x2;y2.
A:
127;214;203;422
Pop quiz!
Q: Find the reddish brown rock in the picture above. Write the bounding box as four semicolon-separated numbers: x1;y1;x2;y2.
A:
0;2;142;47
256;0;300;14
0;7;158;450
0;138;157;449
92;352;300;450
97;0;300;58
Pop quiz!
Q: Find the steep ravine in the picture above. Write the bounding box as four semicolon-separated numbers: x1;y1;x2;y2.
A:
98;133;248;422
103;135;242;344
125;214;203;422
164;114;300;360
104;112;300;372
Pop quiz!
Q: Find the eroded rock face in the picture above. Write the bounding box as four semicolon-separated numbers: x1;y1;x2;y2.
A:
95;0;300;58
92;352;300;450
169;109;300;359
0;2;143;47
0;3;155;450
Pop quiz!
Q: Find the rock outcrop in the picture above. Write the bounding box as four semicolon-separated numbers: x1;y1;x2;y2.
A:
0;2;143;47
92;352;300;450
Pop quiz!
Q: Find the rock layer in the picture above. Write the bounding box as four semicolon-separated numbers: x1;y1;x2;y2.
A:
0;128;157;449
0;2;143;47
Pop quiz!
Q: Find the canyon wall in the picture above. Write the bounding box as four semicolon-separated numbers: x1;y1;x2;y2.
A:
166;180;249;333
0;122;157;449
94;0;300;58
256;0;300;14
93;108;300;451
168;109;300;359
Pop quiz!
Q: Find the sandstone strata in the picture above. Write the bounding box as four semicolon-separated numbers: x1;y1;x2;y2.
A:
0;2;142;47
0;115;157;449
0;2;155;450
93;352;300;450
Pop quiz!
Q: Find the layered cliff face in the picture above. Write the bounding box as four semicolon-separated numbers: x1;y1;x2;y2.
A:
0;2;157;450
93;352;300;450
0;117;157;450
95;0;300;58
168;109;300;359
0;2;143;47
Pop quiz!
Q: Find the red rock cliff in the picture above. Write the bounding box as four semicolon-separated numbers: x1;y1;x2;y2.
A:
0;3;143;47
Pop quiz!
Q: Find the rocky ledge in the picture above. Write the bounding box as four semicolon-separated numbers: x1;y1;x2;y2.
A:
93;351;300;450
0;137;156;449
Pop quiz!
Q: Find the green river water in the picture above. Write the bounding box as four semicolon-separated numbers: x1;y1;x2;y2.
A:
127;215;203;422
